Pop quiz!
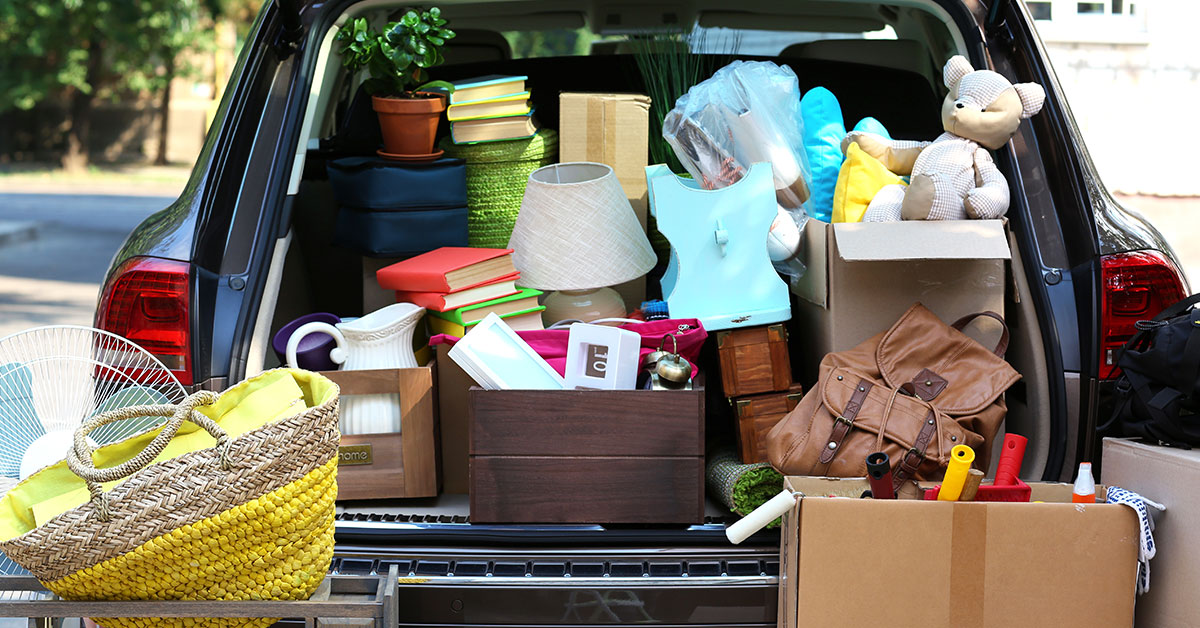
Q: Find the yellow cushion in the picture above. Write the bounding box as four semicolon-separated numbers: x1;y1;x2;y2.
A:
832;141;906;222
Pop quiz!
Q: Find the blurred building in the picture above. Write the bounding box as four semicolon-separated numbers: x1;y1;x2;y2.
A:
1034;0;1200;196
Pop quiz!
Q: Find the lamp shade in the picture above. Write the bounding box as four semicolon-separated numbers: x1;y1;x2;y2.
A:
508;162;656;290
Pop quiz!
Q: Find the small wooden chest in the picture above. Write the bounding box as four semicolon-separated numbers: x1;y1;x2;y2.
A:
717;324;793;397
469;384;705;524
735;384;804;464
320;367;440;500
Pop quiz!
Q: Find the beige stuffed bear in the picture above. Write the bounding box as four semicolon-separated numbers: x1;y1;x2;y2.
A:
843;55;1046;221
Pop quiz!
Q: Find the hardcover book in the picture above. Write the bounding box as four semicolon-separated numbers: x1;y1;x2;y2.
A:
393;273;521;311
449;75;528;104
427;288;543;324
376;247;515;292
446;92;531;122
428;306;545;338
450;112;539;144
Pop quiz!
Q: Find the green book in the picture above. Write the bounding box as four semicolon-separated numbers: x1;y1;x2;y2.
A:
427;288;543;326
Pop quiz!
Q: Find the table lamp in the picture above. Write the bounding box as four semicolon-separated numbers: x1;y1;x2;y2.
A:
508;162;656;325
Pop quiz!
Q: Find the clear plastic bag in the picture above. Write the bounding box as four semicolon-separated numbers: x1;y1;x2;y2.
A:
663;61;811;279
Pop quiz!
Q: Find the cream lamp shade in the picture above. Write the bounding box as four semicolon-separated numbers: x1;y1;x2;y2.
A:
508;162;657;324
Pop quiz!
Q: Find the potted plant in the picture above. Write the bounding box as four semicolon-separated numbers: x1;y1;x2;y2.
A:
335;8;456;156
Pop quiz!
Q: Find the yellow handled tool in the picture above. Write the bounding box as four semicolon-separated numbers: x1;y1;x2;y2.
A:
937;444;976;501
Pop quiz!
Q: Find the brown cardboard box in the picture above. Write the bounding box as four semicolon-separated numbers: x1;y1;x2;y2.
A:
1102;437;1199;627
778;476;1138;628
435;343;474;494
790;220;1010;383
559;93;651;309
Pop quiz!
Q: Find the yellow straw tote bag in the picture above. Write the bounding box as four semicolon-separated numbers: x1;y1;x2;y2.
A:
0;369;340;628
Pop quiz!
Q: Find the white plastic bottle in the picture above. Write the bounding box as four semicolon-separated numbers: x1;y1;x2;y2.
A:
1072;462;1096;504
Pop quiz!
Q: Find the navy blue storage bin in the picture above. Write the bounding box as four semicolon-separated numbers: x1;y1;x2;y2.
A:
327;156;469;257
333;205;468;258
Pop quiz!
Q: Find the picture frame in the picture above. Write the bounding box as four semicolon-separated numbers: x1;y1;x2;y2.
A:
564;323;641;390
447;313;564;390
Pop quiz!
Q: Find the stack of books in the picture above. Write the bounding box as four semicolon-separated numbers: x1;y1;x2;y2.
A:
377;247;546;337
447;75;538;144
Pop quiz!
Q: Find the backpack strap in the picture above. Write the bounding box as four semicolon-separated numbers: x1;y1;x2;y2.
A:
1174;306;1200;395
950;311;1010;357
1150;293;1200;323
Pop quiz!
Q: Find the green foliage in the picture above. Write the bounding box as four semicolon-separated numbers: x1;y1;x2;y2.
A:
0;0;212;112
628;29;740;173
502;28;598;59
335;8;456;98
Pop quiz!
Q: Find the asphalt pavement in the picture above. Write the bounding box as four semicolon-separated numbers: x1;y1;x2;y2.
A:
0;193;173;338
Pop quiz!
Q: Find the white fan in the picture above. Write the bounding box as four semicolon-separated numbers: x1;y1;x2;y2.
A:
0;326;188;573
0;325;188;491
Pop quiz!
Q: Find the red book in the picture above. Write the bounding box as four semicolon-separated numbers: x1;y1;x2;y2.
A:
376;247;515;292
393;272;520;311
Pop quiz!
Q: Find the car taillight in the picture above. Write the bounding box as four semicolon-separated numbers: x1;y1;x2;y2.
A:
95;257;193;385
1099;250;1187;380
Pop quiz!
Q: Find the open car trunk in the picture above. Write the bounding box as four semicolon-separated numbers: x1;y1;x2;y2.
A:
241;0;1055;546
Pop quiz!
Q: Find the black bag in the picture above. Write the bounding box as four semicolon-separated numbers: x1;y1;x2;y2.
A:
1103;293;1200;448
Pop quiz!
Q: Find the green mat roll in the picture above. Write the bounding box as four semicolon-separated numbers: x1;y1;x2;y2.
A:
440;129;558;249
706;446;784;526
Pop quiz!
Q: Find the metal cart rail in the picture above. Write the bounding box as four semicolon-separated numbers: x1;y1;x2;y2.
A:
0;565;398;628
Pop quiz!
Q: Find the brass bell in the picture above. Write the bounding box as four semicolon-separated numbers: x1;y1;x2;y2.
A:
642;334;675;372
653;335;693;388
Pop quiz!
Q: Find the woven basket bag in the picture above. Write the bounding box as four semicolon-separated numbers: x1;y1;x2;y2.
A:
0;369;340;628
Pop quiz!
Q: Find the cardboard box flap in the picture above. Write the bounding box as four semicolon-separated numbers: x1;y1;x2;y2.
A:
834;219;1011;262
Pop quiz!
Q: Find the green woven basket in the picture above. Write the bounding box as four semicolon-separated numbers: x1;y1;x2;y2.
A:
440;129;559;249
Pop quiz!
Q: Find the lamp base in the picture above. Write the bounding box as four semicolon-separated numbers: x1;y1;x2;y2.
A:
542;288;627;326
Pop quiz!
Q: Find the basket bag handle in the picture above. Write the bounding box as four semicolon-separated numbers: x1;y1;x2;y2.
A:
66;390;228;520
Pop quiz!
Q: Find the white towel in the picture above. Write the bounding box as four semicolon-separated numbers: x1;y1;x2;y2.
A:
1106;486;1166;594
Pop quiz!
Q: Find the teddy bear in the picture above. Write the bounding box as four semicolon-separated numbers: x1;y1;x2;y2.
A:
842;55;1046;222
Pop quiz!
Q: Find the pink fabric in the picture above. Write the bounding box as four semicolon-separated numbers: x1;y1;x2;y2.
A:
430;318;707;377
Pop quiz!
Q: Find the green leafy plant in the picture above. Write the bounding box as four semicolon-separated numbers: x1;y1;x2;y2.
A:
335;7;456;98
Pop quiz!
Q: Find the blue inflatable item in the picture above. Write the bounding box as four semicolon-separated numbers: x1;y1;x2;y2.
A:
852;116;891;138
647;162;791;331
799;87;845;223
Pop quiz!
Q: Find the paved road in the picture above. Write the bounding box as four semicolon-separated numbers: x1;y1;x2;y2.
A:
0;194;172;338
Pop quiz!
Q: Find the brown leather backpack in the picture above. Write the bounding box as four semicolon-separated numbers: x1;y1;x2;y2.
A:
766;303;1020;488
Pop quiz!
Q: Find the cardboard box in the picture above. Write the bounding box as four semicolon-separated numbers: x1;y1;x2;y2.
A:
1102;437;1200;627
791;220;1010;383
320;367;440;500
469;383;704;524
560;93;651;309
778;476;1138;628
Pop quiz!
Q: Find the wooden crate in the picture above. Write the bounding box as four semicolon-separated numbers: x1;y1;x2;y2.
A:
716;324;792;397
320;368;439;500
469;384;705;524
0;566;399;628
734;384;804;464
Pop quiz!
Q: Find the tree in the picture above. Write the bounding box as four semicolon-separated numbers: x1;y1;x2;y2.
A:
0;0;211;170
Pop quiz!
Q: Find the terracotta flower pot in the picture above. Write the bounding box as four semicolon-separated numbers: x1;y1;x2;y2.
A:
372;92;447;155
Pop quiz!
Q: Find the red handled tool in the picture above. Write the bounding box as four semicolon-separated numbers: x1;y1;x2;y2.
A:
995;433;1028;486
865;452;895;499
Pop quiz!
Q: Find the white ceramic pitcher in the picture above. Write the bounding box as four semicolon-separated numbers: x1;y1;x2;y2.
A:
285;302;425;434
